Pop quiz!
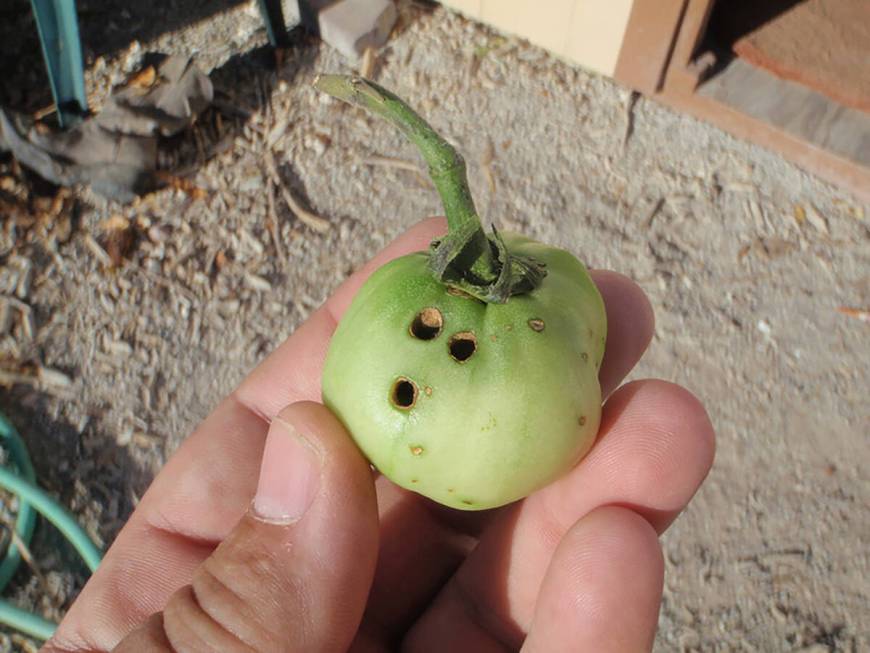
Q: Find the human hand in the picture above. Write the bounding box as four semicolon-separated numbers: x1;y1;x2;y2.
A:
43;218;715;652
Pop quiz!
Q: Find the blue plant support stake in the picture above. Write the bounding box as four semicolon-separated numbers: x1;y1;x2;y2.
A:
30;0;88;127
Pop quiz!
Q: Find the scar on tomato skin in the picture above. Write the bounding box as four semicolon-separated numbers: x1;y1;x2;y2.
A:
528;318;545;332
581;352;589;362
490;334;498;342
578;415;586;426
447;488;455;493
424;386;433;396
461;499;474;506
410;445;424;456
410;479;419;484
505;325;513;331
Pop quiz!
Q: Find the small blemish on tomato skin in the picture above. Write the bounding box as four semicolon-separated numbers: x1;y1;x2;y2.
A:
410;445;424;456
578;416;586;426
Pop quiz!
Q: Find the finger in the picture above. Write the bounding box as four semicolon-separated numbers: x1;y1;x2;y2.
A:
106;403;378;653
590;270;655;398
521;507;663;653
406;380;714;646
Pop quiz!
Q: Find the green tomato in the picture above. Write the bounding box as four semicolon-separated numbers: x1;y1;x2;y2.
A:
314;74;608;510
323;232;606;510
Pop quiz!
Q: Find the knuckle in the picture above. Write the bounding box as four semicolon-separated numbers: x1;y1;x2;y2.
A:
162;582;257;653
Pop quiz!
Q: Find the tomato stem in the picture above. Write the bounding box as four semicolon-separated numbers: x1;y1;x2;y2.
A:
314;74;546;302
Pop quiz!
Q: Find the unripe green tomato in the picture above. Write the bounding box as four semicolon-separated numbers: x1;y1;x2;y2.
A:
322;232;607;510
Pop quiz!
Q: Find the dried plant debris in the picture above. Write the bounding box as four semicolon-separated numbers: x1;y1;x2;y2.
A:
99;216;137;268
0;55;213;202
836;306;870;323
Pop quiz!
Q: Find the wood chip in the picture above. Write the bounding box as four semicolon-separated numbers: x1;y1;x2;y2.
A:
622;90;640;150
265;152;331;233
266;179;285;263
266;119;289;149
40;366;73;387
245;273;272;292
9;529;46;583
363;155;432;188
83;234;113;267
805;204;830;235
645;197;665;227
359;46;377;79
836;307;870;323
155;172;208;200
792;204;806;224
480;138;496;194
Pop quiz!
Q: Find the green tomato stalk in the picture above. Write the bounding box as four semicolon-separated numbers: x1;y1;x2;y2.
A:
313;74;546;303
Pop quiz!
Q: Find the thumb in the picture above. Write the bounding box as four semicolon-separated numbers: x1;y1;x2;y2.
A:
114;402;379;653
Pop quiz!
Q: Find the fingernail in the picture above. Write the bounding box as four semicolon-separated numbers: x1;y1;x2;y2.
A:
253;417;321;523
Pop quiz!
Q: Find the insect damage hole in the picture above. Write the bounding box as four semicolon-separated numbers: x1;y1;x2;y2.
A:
391;377;418;409
448;332;477;362
410;307;443;340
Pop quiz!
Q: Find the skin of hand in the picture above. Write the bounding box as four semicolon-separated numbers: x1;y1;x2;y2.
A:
42;218;715;653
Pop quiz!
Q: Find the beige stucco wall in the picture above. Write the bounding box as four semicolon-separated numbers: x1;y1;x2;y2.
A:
441;0;634;76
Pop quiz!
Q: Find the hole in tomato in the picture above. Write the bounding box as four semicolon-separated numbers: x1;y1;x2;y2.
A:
391;377;418;409
410;307;443;340
448;332;477;362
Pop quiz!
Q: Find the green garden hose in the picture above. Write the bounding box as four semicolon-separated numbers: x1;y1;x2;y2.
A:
0;412;103;640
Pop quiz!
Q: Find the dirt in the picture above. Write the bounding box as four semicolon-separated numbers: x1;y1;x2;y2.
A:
712;0;870;112
1;1;868;651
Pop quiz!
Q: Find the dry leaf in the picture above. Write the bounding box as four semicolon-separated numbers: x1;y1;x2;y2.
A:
155;171;208;199
127;65;157;89
100;215;135;267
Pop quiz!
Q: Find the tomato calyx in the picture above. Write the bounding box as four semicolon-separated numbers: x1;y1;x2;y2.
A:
430;226;547;303
313;73;547;304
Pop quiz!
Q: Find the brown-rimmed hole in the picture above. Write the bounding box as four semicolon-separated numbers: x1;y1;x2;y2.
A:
410;307;443;340
448;332;477;362
390;377;418;409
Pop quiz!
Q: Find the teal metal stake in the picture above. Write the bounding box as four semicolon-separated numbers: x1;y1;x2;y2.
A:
30;0;88;127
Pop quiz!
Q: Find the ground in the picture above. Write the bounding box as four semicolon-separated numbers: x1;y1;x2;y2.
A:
0;1;868;651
